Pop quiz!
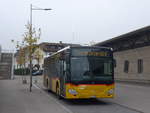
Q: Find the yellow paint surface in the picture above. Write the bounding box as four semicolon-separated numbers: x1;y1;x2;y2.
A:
65;84;115;99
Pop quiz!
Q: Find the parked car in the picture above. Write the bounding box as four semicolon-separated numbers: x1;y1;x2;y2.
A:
32;70;43;76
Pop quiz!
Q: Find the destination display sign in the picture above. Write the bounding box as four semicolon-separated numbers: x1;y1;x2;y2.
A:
79;51;108;56
71;48;112;57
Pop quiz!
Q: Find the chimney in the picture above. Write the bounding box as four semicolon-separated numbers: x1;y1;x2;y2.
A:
59;41;62;44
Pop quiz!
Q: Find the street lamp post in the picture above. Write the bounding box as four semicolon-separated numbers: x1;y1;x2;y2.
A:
29;4;52;92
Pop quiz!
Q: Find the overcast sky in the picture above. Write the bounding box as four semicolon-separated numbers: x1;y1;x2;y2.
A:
0;0;150;50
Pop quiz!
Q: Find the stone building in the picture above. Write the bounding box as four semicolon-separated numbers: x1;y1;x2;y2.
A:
95;26;150;83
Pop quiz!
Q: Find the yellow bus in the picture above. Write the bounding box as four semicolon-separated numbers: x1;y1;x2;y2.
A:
43;46;115;99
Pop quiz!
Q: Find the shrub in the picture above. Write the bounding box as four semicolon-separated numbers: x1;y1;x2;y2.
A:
14;68;30;75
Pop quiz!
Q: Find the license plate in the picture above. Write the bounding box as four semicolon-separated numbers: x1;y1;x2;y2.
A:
90;96;96;98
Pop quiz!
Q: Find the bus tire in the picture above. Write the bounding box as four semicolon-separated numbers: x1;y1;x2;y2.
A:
56;85;62;99
46;79;48;88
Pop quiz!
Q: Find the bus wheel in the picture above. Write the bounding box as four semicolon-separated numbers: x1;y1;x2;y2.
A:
56;86;62;99
46;79;48;88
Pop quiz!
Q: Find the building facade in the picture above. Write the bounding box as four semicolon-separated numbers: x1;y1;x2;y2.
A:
0;46;14;79
0;45;1;61
14;42;80;70
95;26;150;83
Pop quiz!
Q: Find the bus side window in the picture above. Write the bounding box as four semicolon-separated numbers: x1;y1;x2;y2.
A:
63;61;66;72
65;53;70;63
59;61;63;76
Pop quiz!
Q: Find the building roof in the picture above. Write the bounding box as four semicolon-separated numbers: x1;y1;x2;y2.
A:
95;26;150;52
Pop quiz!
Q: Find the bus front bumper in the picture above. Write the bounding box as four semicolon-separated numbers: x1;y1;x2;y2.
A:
65;83;115;99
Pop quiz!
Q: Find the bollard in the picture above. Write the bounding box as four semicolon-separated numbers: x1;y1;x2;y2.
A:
22;76;27;84
34;78;37;84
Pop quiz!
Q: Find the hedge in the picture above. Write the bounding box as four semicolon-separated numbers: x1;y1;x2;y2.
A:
14;68;30;75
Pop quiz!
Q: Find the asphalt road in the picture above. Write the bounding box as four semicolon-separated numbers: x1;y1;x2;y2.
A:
0;76;149;113
34;76;150;113
43;90;140;113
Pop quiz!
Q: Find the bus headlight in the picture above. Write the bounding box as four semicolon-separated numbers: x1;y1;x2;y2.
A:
68;89;78;95
108;89;114;95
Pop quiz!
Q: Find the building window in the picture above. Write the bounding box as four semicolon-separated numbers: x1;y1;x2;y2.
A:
58;46;62;49
124;60;129;73
138;59;143;73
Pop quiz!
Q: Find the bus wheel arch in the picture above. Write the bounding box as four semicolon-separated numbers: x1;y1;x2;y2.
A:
56;81;62;99
46;79;49;88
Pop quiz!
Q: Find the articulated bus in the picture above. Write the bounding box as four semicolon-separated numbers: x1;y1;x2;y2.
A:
43;46;114;99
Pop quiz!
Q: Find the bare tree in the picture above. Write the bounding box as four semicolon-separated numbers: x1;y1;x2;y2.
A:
33;47;43;70
23;22;41;92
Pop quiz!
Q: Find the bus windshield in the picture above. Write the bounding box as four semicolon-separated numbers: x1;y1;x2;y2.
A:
71;57;113;81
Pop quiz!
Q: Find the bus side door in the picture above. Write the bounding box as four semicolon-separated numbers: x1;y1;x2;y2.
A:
60;60;66;96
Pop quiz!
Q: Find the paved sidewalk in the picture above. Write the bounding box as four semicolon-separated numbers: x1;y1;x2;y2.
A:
0;76;68;113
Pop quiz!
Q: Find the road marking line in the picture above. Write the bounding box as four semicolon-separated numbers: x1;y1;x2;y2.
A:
33;83;41;90
33;83;144;113
33;84;74;113
109;101;144;113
